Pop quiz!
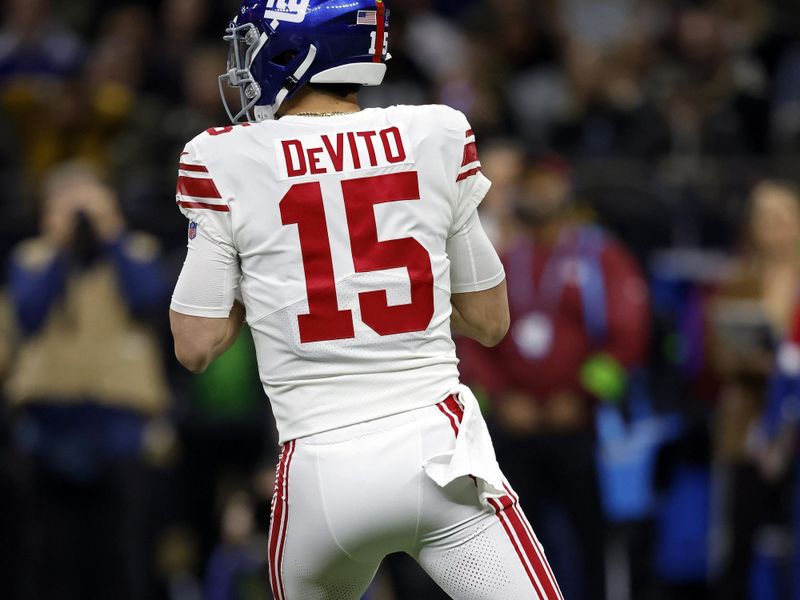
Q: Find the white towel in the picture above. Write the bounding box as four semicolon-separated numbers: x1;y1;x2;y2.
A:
423;384;506;506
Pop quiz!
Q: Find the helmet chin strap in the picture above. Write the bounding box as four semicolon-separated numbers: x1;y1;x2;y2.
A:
255;44;318;121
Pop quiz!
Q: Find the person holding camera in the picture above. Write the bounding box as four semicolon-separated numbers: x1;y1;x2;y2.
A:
5;163;170;600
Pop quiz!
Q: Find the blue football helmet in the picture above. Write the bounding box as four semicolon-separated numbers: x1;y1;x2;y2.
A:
220;0;390;123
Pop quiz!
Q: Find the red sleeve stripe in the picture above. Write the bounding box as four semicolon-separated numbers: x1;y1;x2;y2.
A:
177;176;221;199
177;201;229;212
462;142;478;167
456;166;482;182
178;162;209;173
465;129;474;137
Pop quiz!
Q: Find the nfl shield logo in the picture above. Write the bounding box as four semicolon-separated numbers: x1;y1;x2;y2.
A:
188;221;198;240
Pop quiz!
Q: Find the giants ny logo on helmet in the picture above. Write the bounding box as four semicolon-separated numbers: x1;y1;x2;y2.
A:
264;0;310;23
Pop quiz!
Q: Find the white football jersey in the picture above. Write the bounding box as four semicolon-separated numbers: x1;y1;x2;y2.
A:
172;105;500;443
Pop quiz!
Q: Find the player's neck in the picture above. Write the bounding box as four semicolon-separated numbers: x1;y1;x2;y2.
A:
280;89;361;117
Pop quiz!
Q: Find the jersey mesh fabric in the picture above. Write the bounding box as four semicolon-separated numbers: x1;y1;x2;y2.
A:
424;525;514;598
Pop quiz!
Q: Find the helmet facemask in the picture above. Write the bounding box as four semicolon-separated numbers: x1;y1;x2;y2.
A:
219;22;269;124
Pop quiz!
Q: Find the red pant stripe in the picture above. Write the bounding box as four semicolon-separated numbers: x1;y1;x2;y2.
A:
276;440;296;599
503;483;563;599
437;394;559;597
435;403;459;436
505;501;561;599
268;443;287;599
488;497;550;599
267;447;285;599
443;395;464;420
436;394;462;436
268;440;296;600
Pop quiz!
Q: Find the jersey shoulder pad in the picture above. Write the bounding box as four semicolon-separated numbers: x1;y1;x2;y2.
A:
185;122;259;151
389;104;469;136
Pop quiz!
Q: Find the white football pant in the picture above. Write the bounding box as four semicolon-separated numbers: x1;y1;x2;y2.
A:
267;396;563;600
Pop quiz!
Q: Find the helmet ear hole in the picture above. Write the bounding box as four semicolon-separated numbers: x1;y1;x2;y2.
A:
271;50;299;66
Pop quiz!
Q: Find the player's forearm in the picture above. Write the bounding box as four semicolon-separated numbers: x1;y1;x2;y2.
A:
450;301;507;348
450;303;471;337
214;301;247;358
171;301;246;373
450;281;510;348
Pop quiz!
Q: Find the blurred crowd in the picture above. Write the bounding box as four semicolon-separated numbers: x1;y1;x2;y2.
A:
1;0;800;599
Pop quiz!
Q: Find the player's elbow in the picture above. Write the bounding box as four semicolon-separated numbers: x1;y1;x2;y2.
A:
452;281;510;347
468;304;510;347
174;344;212;374
170;310;223;374
173;332;215;373
478;311;510;348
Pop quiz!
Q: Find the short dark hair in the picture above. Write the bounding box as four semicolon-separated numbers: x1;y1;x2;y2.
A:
308;82;362;98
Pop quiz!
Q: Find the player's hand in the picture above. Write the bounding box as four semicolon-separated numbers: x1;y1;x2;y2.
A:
42;191;80;248
74;181;125;243
495;391;541;436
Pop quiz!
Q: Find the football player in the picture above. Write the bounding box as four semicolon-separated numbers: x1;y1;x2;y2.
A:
169;1;563;598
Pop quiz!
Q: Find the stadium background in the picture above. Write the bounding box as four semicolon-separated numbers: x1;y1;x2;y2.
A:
1;0;800;599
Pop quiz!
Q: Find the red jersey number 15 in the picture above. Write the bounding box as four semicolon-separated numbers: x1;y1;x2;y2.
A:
280;171;434;343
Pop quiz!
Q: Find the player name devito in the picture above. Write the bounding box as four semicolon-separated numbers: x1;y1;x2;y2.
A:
277;125;411;179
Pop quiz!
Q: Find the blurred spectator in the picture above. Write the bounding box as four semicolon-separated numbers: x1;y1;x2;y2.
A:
707;179;800;600
467;0;565;144
0;290;21;599
155;45;230;162
558;0;666;53
5;164;170;600
772;40;800;152
475;138;526;252
0;0;82;81
2;4;154;181
758;296;800;600
402;0;469;82
658;4;770;158
150;0;210;102
205;490;267;600
459;156;650;600
554;0;670;159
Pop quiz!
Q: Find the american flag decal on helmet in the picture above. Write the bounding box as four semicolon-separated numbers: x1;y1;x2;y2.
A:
357;10;377;25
